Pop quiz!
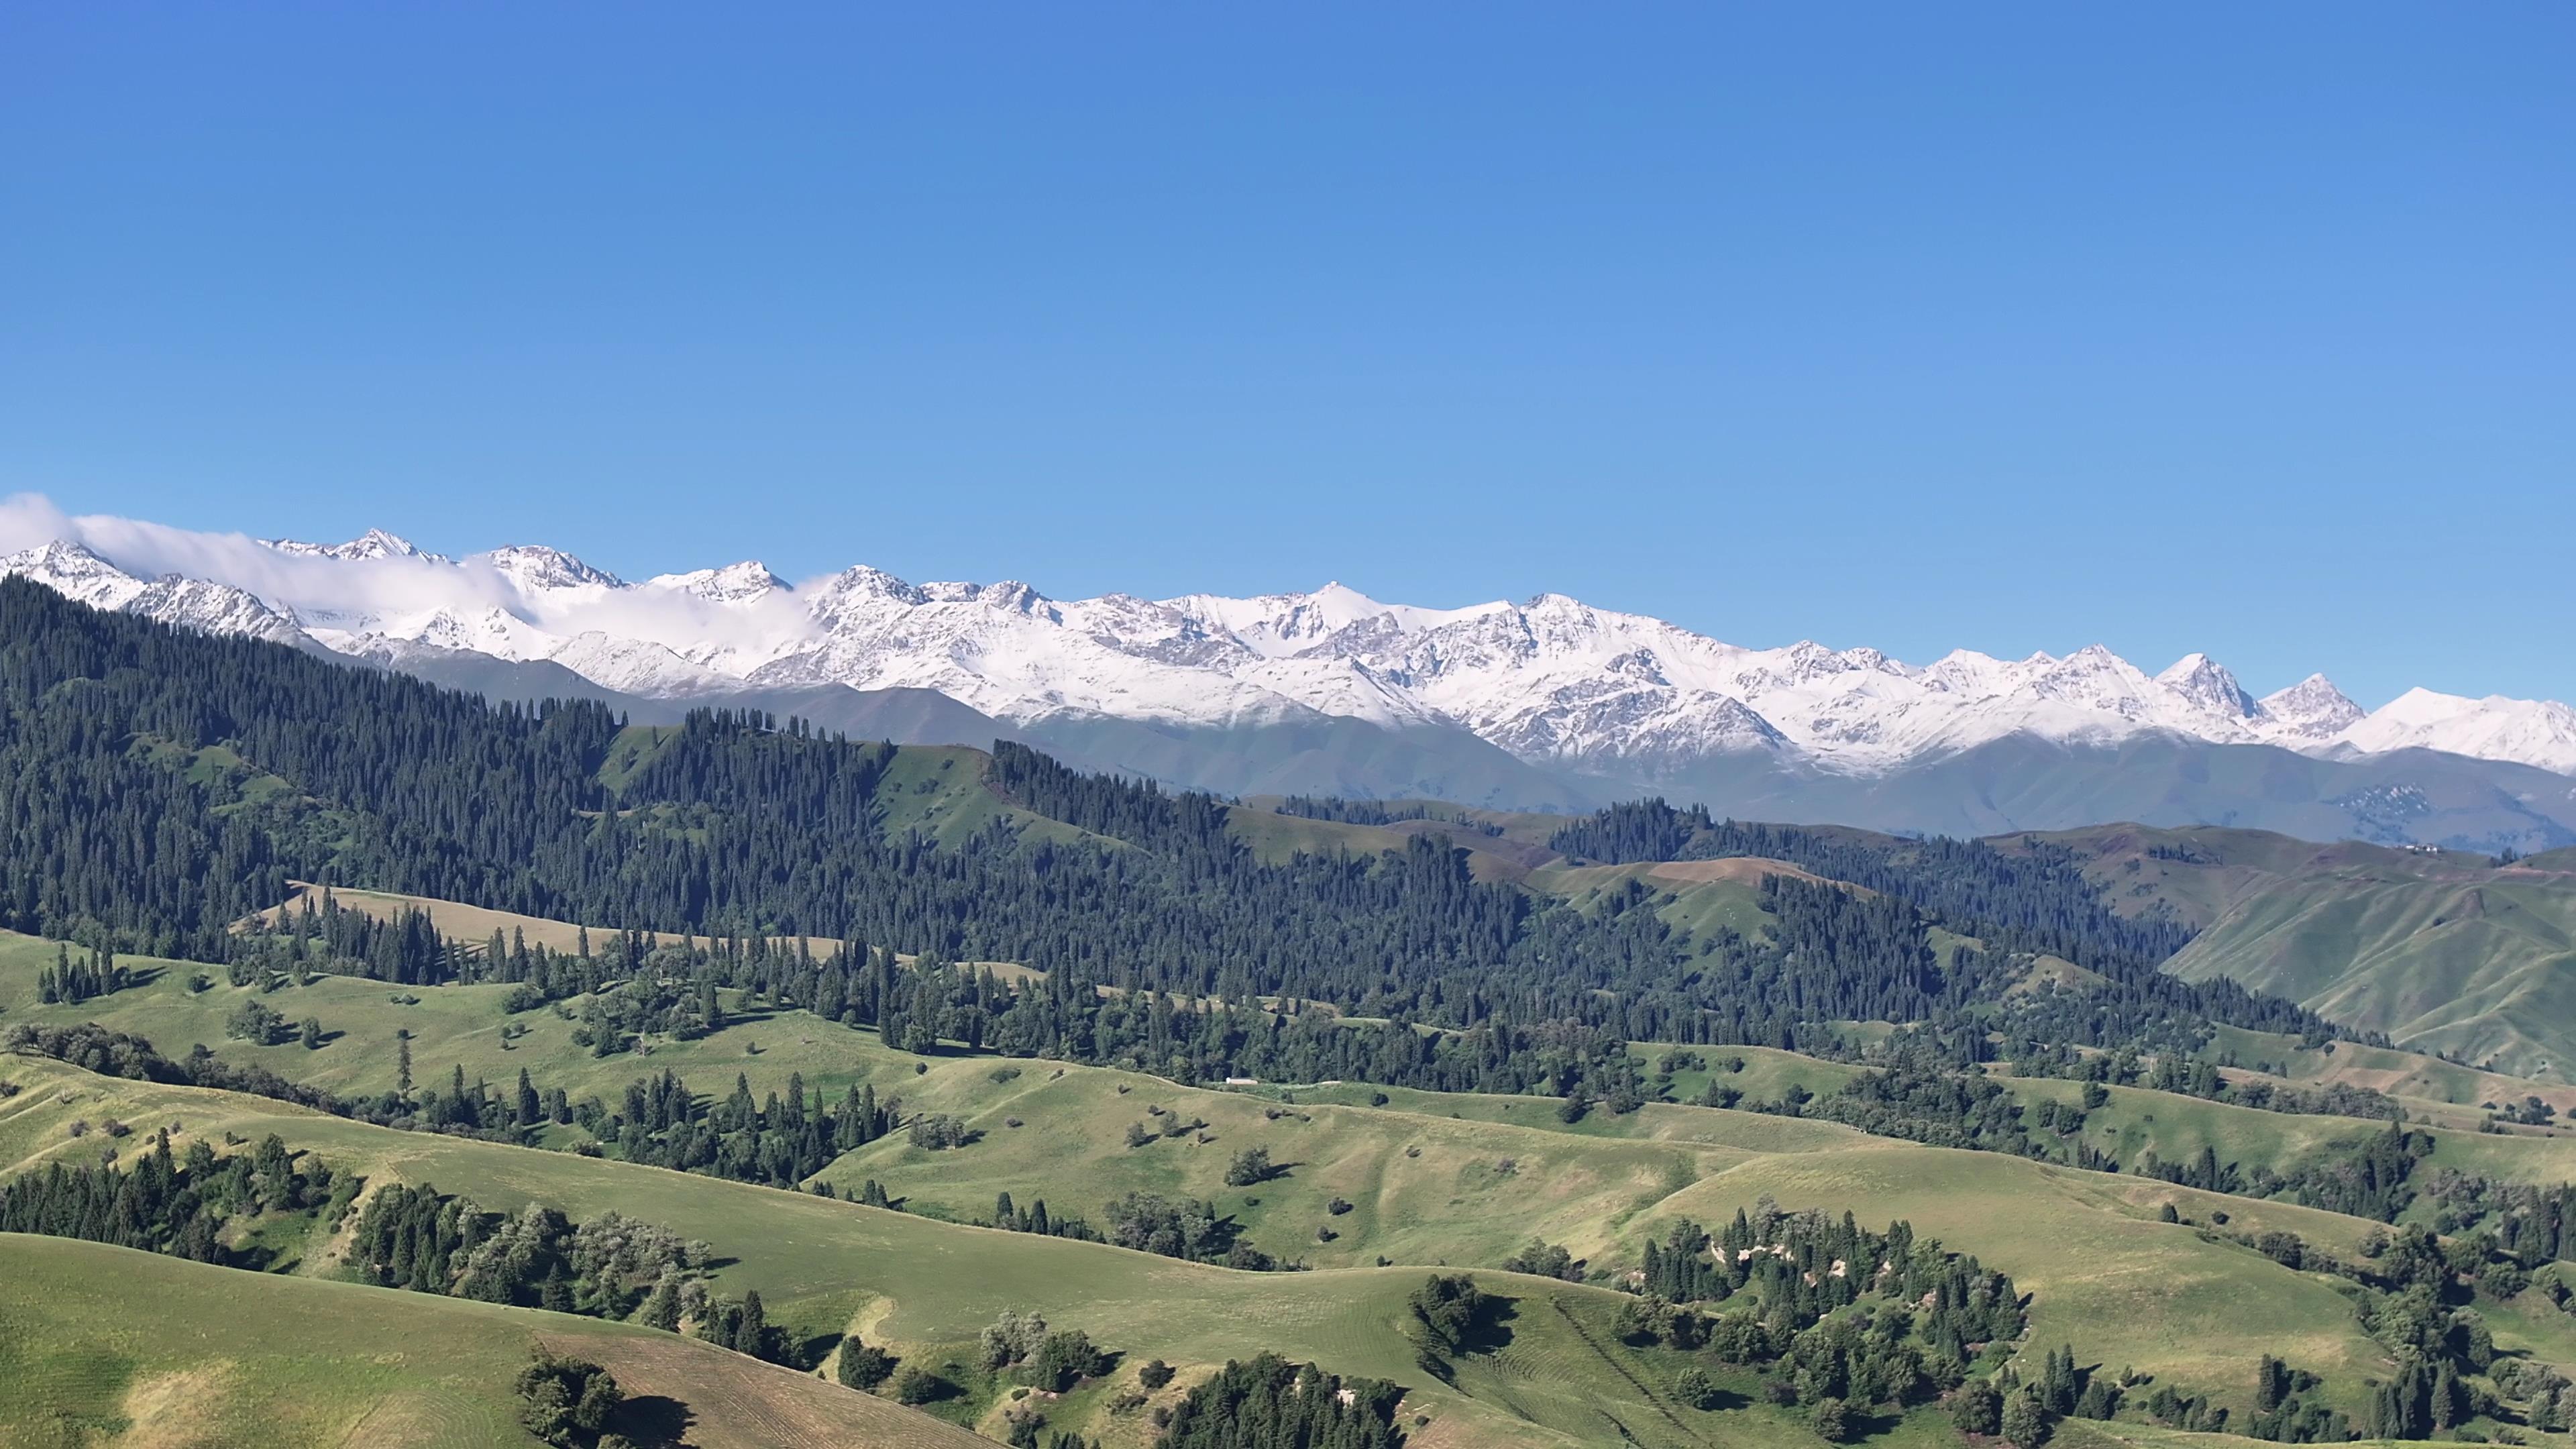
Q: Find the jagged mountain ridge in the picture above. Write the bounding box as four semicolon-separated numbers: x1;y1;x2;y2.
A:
6;527;2576;847
10;527;2571;774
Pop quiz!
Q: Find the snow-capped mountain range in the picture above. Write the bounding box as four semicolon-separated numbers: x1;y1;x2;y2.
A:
7;527;2576;784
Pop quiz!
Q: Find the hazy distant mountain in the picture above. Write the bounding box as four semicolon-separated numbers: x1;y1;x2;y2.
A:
8;526;2575;847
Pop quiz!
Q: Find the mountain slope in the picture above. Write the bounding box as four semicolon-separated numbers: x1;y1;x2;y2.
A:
2017;823;2576;1079
2161;860;2576;1080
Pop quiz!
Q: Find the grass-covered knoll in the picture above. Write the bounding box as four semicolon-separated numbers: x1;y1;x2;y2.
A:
598;731;1061;851
1224;806;1543;883
1238;795;1577;851
1616;1044;1869;1110
0;1233;991;1449
1520;860;1827;945
1625;1141;2394;1421
873;742;1110;849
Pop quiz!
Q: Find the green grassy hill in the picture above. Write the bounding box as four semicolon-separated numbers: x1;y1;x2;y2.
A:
1521;859;1817;943
16;970;2576;1444
0;1233;996;1449
2015;824;2576;1080
0;1055;1765;1449
18;1014;2567;1446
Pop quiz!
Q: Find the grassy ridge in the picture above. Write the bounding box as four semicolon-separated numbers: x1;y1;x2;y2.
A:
2203;1024;2576;1120
0;1233;993;1449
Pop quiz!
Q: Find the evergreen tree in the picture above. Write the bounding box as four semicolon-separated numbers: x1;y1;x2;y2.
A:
1951;1379;2003;1436
837;1333;898;1391
2001;1388;2053;1448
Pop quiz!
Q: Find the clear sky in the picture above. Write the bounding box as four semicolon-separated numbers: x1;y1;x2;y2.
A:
3;5;2568;705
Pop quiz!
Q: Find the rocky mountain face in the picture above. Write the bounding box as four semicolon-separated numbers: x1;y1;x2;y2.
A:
7;529;2575;848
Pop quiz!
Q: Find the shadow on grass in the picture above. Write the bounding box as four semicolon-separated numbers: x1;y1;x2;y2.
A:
1845;1405;1909;1442
1684;1384;1751;1413
1457;1291;1519;1355
607;1393;694;1448
1415;1291;1521;1385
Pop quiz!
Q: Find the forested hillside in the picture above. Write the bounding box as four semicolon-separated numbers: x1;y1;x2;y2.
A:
0;578;2337;1059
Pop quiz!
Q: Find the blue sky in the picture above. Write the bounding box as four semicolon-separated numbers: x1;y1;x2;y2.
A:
3;4;2567;705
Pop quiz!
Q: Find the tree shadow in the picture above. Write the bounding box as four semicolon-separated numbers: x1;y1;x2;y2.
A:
790;1330;843;1371
902;1370;963;1403
1457;1292;1519;1354
1846;1404;1909;1442
606;1393;695;1448
1686;1385;1751;1413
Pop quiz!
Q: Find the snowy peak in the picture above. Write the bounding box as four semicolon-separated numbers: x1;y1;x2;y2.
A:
6;515;2575;782
475;545;622;592
1168;582;1399;659
2158;653;2257;720
2337;688;2576;775
5;539;305;644
2255;674;2365;740
1;539;149;610
266;528;447;564
647;560;790;604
